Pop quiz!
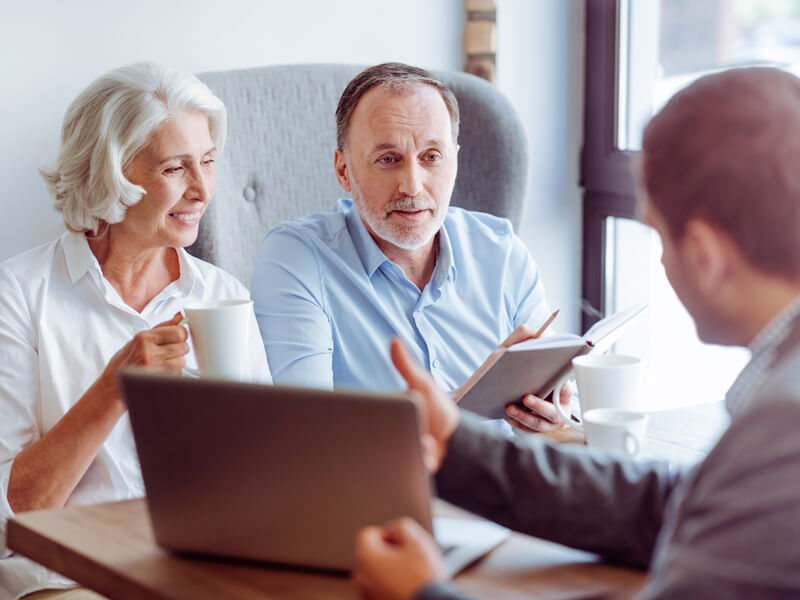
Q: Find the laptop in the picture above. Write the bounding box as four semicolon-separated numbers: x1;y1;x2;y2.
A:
120;370;508;575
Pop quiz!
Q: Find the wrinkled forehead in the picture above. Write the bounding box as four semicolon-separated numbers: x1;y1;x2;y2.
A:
350;84;454;147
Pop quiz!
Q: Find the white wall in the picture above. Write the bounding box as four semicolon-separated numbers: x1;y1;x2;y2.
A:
497;0;585;334
0;0;584;333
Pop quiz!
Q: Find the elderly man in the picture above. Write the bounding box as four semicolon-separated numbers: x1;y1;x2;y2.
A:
251;63;568;431
352;67;800;599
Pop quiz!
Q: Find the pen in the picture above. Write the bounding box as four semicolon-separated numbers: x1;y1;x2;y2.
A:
533;309;559;339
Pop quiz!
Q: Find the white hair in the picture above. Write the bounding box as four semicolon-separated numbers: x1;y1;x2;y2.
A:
41;62;227;233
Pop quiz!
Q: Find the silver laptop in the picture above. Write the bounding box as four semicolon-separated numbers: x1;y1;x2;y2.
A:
120;371;508;574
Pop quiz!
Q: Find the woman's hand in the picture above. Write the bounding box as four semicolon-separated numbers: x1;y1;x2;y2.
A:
7;313;190;513
93;312;190;412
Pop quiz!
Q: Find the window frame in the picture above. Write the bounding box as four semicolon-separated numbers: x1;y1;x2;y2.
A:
580;0;638;332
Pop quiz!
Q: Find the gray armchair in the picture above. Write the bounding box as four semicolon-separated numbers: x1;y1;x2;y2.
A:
192;64;528;287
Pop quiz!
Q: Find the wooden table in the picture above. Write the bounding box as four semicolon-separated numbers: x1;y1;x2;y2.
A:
8;499;645;600
7;402;727;600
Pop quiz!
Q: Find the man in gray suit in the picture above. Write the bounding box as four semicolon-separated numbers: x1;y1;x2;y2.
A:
352;68;800;599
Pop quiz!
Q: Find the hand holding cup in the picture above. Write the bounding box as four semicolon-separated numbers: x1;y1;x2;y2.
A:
180;299;253;381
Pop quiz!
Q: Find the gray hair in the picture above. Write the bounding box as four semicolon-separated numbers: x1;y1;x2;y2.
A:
41;62;226;233
335;62;460;150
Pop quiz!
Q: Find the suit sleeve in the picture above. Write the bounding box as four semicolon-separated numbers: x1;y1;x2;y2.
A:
641;398;800;599
435;412;682;569
251;226;334;389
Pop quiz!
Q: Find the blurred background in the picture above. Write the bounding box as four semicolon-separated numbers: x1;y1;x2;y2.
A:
3;0;798;410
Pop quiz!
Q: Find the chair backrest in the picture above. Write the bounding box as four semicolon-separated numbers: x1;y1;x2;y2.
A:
192;64;528;287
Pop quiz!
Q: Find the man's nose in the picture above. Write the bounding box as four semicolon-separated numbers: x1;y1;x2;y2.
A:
397;162;424;198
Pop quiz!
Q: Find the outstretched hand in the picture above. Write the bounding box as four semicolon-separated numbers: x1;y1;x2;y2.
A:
390;338;459;473
349;340;456;599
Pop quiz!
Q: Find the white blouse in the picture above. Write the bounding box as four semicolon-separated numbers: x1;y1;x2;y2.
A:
0;231;270;599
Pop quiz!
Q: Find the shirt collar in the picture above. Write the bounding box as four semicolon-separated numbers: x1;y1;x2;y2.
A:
432;220;457;287
62;230;98;284
725;292;800;416
342;198;389;278
748;292;800;356
61;229;197;296
172;247;198;295
341;198;457;286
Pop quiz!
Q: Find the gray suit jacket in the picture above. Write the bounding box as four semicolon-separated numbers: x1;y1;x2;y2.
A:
418;321;800;599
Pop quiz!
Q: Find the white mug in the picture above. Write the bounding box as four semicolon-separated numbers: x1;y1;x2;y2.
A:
553;354;643;430
582;408;649;455
180;299;253;380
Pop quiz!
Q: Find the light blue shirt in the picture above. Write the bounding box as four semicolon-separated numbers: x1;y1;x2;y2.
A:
251;198;551;392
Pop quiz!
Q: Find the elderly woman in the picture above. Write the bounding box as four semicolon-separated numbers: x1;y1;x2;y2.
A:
0;62;270;599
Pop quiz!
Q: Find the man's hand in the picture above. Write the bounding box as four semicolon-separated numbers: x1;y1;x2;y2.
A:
498;326;573;433
390;338;459;473
353;517;445;600
455;324;574;433
494;324;573;432
451;324;548;402
505;382;574;433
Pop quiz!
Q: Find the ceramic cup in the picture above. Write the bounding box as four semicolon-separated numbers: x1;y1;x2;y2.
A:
582;408;649;455
180;299;252;380
553;354;643;430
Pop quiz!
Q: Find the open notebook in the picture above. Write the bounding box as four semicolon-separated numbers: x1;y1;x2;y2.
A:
458;304;647;419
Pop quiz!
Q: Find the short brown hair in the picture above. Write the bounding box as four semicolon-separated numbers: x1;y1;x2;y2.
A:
641;67;800;278
335;62;460;150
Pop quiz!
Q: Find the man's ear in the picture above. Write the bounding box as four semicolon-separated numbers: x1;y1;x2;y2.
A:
334;149;351;192
683;219;731;294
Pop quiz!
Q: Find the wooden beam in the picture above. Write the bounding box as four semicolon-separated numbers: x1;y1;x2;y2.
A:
464;0;497;83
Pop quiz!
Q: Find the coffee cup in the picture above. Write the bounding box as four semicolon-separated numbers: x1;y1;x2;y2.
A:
553;354;643;430
180;299;253;380
582;408;649;455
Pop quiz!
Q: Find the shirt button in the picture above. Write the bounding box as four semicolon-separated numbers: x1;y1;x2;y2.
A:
432;359;440;368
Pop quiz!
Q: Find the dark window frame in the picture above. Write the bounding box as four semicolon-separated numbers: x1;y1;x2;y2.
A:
580;0;638;332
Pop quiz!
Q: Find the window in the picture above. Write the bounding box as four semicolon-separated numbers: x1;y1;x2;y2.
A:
619;0;800;151
606;218;749;409
582;0;800;408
